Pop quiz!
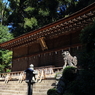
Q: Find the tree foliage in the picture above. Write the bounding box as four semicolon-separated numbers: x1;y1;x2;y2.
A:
0;25;13;73
7;0;95;37
80;20;95;52
0;0;11;25
7;0;60;37
0;25;13;43
0;1;14;73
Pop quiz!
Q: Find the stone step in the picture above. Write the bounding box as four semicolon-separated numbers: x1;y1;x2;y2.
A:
0;78;56;95
34;88;50;91
0;83;55;88
0;84;54;89
0;93;26;95
0;91;27;95
0;80;55;85
0;90;47;95
0;87;27;91
0;87;49;91
33;92;47;95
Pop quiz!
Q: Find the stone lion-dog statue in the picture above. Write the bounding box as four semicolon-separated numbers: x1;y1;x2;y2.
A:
62;51;77;69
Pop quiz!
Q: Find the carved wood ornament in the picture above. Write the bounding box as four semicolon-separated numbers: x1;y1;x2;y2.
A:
37;37;48;51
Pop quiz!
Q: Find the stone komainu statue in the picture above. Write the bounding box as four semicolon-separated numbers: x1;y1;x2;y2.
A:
62;51;77;69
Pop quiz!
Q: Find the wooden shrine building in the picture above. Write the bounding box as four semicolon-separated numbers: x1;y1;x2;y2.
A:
0;2;95;72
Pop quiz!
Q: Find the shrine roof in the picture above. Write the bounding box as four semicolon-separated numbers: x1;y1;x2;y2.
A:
0;2;95;50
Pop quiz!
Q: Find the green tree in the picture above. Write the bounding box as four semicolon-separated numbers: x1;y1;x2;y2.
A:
0;25;13;73
8;0;64;37
79;20;95;70
8;0;95;37
0;0;11;25
59;0;95;16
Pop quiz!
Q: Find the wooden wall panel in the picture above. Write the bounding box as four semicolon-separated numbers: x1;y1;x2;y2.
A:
28;50;64;68
72;31;80;44
12;31;81;71
29;43;41;54
12;58;28;71
46;34;70;49
13;46;28;58
12;46;81;71
29;56;39;67
46;31;80;50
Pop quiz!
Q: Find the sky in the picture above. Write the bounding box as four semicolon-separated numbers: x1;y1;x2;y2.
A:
3;0;9;8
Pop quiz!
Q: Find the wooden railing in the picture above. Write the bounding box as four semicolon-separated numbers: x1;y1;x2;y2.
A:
0;66;63;83
0;71;23;78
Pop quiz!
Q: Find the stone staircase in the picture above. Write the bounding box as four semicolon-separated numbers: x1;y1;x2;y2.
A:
0;78;56;95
